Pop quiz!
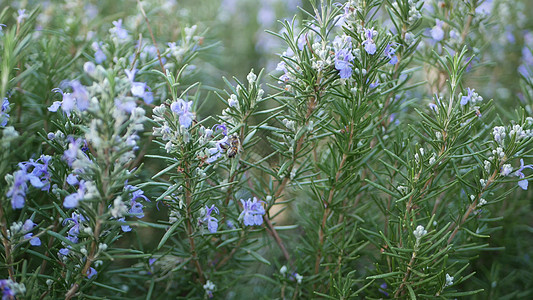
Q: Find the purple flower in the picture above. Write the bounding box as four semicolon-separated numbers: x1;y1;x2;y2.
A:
170;99;195;128
334;48;354;79
369;80;380;89
384;43;398;65
202;205;219;233
213;124;228;136
129;199;145;218
24;233;41;246
431;19;445;42
17;9;28;23
239;197;265;226
86;267;97;279
0;279;15;299
125;69;152;103
63;137;84;167
22;219;41;246
125;185;150;218
207;136;229;163
362;28;377;55
58;248;70;257
6;155;50;209
19;155;52;191
460;88;482;106
66;174;79;185
63;180;87;208
70;80;89;111
92;41;106;64
6;170;28;209
127;185;150;203
48;81;89;114
118;217;132;232
0;98;9;126
515;159;533;190
63;212;86;242
378;282;389;296
110;19;129;40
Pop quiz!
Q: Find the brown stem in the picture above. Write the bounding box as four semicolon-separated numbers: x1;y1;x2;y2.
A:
215;231;246;270
447;168;499;244
136;0;166;76
394;247;417;298
130;34;143;71
264;216;291;264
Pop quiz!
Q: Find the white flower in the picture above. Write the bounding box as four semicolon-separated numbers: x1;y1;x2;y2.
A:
445;273;454;287
294;273;303;284
501;164;513;176
228;94;238;107
492;126;506;144
247;70;257;84
280;265;287;275
203;280;215;292
413;225;427;240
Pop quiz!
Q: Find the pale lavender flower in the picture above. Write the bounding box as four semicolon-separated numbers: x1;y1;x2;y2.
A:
63;137;84;167
431;19;445;42
128;199;145;218
118;217;132;232
63;180;87;208
125;69;152;103
70;80;89;111
91;41;106;64
202;205;219;233
170;99;195;128
460;88;482;106
384;43;398;64
207;136;228;163
334;48;354;79
24;233;41;246
17;9;28;23
110;19;129;40
48;81;89;114
18;155;52;191
0;279;15;299
0;98;9;126
6;170;27;209
86;267;97;279
362;28;377;55
239;197;265;226
23;219;41;246
58;248;70;257
515;159;533;190
114;98;137;113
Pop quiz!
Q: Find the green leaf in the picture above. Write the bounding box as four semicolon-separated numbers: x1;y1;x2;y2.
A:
156;219;183;250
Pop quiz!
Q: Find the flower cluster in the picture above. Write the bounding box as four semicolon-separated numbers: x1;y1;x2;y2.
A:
8;219;41;246
0;279;25;299
239;197;265;226
460;88;483;106
333;35;355;79
6;155;51;209
48;80;90;115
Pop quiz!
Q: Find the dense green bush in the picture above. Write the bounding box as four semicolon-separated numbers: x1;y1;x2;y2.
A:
1;0;532;299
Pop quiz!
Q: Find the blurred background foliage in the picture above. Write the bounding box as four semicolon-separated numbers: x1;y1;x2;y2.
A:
1;0;533;298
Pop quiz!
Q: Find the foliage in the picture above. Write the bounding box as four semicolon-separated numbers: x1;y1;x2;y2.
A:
1;0;532;299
